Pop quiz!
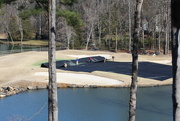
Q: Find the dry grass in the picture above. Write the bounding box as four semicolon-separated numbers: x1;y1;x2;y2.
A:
0;40;61;46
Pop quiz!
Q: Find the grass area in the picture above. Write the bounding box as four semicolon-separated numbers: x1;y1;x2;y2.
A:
0;40;61;46
22;40;48;46
33;59;48;67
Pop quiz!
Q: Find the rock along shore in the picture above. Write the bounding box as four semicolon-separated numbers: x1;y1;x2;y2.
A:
0;82;172;99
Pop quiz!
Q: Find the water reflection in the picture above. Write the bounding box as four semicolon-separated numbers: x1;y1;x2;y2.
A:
0;43;48;55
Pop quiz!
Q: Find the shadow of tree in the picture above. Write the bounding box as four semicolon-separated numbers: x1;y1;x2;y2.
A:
58;61;172;81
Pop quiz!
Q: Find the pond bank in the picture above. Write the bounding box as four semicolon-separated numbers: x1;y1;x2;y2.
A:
0;82;172;99
0;40;49;47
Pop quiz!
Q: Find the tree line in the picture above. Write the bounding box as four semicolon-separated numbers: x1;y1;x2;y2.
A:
0;0;171;53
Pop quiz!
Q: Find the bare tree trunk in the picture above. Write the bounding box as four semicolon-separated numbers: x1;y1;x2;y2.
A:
115;27;118;52
6;24;14;44
142;29;144;48
168;30;171;53
65;23;72;50
141;8;145;48
85;23;94;50
39;15;42;39
108;0;111;50
172;27;180;121
158;30;161;53
164;27;168;55
72;35;74;50
7;31;14;44
19;19;23;45
48;0;58;121
129;0;143;121
171;1;180;121
164;1;170;55
16;2;23;45
128;0;132;52
152;25;156;50
96;0;101;48
97;15;102;49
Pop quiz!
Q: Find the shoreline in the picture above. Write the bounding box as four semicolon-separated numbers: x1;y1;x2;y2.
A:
0;83;172;99
0;40;63;47
0;40;47;47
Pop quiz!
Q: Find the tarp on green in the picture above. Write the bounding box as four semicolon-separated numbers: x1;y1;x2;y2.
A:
41;56;105;68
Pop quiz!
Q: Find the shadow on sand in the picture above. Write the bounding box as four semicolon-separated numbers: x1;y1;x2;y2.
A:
58;61;172;81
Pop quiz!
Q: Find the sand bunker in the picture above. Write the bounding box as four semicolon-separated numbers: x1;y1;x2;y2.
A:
35;72;123;86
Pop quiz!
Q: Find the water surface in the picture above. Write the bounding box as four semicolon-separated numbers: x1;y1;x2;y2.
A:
0;86;172;121
0;43;46;55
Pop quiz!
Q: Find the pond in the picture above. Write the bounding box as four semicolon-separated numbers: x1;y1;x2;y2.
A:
0;43;47;55
0;86;173;121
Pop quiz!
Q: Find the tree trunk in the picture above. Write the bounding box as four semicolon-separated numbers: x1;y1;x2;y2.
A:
72;35;74;50
8;31;14;44
168;31;171;53
48;0;58;121
66;24;72;50
142;29;144;48
98;17;102;49
85;23;94;50
39;14;42;39
172;27;180;121
164;2;169;55
97;0;101;49
152;26;156;50
164;27;168;55
128;0;132;52
115;27;118;52
19;19;23;45
158;30;161;53
108;0;111;51
171;1;180;121
129;0;143;121
141;8;144;48
16;3;23;45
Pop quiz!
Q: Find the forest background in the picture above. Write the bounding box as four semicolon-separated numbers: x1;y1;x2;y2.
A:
0;0;170;54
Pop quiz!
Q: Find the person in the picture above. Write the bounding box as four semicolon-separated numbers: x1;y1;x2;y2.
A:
112;56;115;61
104;58;107;63
76;58;79;65
89;57;93;63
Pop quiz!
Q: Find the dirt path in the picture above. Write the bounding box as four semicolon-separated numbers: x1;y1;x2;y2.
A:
0;50;172;87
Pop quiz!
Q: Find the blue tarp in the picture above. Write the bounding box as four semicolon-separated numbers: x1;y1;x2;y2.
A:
41;56;106;68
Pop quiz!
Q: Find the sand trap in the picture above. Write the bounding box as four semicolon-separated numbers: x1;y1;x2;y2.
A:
151;60;171;64
35;72;123;86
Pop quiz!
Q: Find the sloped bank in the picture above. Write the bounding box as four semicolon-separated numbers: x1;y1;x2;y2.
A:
0;81;172;99
0;86;27;98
